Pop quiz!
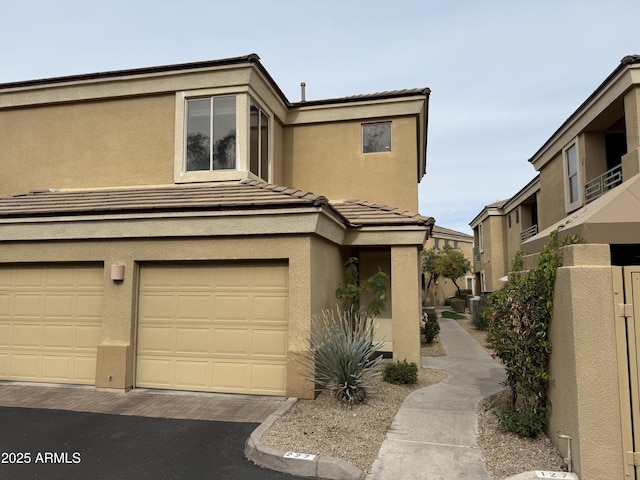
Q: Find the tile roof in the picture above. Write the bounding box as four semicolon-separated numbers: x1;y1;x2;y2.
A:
0;180;433;229
431;225;473;239
331;199;434;227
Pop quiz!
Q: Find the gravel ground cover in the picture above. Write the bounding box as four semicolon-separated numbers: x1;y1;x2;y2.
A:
262;312;566;478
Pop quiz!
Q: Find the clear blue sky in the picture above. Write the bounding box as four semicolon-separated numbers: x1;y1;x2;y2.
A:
2;0;639;234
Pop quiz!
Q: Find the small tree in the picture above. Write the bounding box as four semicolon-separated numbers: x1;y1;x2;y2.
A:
422;244;471;298
335;257;387;317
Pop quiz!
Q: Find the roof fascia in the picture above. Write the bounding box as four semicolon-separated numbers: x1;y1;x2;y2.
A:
529;59;640;171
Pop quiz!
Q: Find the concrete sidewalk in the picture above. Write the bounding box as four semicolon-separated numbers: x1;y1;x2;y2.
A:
367;316;506;480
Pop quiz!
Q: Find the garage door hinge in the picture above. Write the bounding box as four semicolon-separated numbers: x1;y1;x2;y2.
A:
619;303;633;318
626;451;640;466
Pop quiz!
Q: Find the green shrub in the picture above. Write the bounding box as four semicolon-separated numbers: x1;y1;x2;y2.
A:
383;360;418;385
472;296;489;330
423;309;440;343
299;308;384;405
449;297;466;313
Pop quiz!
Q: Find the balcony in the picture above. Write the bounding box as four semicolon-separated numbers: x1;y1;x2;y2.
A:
520;224;538;243
473;246;481;262
585;164;623;204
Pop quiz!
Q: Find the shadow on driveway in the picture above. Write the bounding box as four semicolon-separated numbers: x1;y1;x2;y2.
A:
0;407;302;480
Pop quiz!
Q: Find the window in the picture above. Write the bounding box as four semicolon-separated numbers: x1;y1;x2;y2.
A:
478;223;484;253
516;208;520;224
454;241;459;249
563;141;582;211
508;214;512;228
363;122;391;153
249;101;270;181
186;96;236;171
434;238;440;248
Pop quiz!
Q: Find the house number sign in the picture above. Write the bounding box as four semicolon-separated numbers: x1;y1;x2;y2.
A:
283;452;316;461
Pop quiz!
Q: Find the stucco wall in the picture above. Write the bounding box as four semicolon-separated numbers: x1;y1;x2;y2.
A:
282;116;419;211
544;244;623;480
0;95;175;196
538;153;568;231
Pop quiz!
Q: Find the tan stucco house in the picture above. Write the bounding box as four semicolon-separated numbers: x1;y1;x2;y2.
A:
0;54;433;400
423;225;474;305
470;55;640;479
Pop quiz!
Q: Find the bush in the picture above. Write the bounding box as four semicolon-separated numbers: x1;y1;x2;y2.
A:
422;309;440;343
299;308;384;405
383;360;418;385
472;296;489;330
449;297;466;313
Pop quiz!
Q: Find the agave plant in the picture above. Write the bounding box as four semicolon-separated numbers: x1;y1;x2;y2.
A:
299;307;384;405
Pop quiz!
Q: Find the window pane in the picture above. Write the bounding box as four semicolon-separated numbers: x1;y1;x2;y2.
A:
363;123;391;153
212;96;236;170
569;175;579;203
249;103;259;176
566;144;577;175
186;98;211;171
260;111;269;181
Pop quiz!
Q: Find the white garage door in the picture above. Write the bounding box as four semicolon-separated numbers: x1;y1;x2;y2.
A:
136;262;288;395
0;264;103;384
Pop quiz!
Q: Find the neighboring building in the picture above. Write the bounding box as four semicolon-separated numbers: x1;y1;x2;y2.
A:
423;225;474;306
470;55;640;480
0;54;433;399
470;176;539;293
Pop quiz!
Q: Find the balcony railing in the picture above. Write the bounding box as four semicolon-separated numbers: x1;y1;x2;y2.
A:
520;224;538;243
585;164;623;204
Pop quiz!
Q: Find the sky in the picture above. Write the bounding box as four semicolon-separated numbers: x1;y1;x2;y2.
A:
1;0;639;234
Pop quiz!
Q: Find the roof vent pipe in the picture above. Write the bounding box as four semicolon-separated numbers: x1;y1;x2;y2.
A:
300;82;306;102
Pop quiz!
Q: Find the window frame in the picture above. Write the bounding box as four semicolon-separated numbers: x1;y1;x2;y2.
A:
563;140;583;212
174;90;272;184
362;122;392;154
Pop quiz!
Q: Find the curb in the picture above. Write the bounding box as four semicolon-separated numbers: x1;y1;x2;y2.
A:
244;397;363;480
504;472;579;480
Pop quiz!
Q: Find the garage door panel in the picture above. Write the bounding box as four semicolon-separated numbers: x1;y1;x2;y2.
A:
43;325;74;349
0;265;103;385
252;330;287;358
175;328;209;354
176;295;211;321
76;294;104;318
10;354;38;378
213;329;249;355
137;262;288;395
14;295;42;318
253;296;287;322
137;358;173;386
252;364;286;393
175;361;208;389
138;326;173;353
12;325;40;348
215;295;250;321
212;362;250;391
75;325;102;350
73;356;97;383
139;294;176;320
41;355;71;380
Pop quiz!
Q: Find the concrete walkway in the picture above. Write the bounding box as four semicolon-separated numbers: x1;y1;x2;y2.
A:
367;316;506;480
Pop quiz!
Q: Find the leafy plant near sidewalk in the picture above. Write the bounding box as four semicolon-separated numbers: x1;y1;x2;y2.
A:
422;308;440;343
299;308;384;404
383;360;418;385
485;228;580;437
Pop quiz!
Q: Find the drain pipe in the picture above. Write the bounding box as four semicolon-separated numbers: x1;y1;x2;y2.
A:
558;432;572;472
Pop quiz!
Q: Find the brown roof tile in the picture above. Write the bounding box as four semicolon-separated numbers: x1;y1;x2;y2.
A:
0;180;432;229
332;199;434;227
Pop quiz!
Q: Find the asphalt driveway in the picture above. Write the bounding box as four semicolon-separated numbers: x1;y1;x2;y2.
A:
0;406;302;480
